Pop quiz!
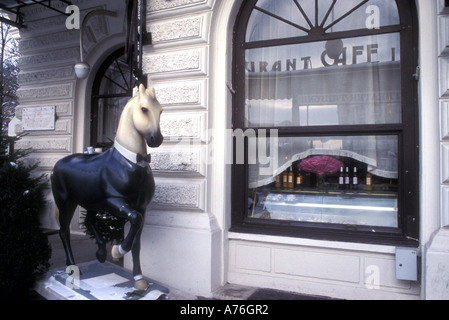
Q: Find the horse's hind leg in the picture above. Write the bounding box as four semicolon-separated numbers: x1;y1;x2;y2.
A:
57;202;77;266
131;226;148;290
84;211;107;263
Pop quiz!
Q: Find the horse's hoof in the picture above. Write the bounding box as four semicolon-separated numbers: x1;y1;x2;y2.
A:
96;250;107;263
111;245;127;259
134;279;149;291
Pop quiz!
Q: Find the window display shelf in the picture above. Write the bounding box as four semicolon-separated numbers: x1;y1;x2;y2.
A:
260;186;398;198
249;187;398;228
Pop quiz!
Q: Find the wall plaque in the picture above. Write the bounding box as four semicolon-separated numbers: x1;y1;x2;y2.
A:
22;106;56;131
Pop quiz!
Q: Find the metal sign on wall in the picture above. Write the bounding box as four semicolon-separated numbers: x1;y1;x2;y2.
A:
22;106;56;131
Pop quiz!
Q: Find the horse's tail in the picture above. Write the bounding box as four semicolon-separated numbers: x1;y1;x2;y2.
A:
50;170;60;227
54;205;60;227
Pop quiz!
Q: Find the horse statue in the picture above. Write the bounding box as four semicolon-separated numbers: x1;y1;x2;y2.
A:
51;84;163;290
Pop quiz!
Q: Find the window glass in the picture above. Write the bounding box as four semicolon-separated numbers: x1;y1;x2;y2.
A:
96;97;129;145
248;135;399;228
245;33;401;127
233;0;419;242
246;0;309;42
246;0;400;42
91;49;137;148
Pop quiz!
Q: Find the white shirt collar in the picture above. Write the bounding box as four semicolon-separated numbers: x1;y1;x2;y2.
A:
114;139;149;167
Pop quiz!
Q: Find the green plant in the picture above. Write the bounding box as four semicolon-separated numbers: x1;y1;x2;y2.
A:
0;134;51;299
81;210;125;246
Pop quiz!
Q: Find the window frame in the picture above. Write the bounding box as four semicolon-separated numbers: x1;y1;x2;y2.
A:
90;47;137;148
231;0;419;246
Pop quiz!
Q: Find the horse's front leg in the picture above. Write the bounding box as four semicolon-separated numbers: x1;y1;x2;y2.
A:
106;198;143;256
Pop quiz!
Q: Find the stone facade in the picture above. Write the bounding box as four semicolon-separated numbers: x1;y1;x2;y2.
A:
439;2;449;229
424;0;449;300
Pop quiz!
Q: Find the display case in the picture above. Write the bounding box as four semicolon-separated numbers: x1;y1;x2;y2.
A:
248;157;399;228
250;188;398;228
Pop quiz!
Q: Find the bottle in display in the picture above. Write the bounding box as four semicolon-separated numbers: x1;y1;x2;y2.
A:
283;168;289;188
366;172;373;191
296;169;303;188
288;165;294;188
345;167;350;189
339;167;345;189
275;174;281;188
352;167;358;189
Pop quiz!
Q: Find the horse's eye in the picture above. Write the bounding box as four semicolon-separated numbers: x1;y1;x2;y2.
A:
141;107;149;114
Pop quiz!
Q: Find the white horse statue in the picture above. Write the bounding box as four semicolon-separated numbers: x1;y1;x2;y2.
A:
51;84;163;290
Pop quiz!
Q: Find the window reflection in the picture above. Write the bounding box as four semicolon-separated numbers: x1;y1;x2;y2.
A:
246;0;400;42
245;33;401;127
97;97;129;145
91;49;137;148
248;135;399;228
234;0;419;240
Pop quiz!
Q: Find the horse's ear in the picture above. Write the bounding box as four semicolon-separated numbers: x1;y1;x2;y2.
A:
139;83;146;101
146;87;156;98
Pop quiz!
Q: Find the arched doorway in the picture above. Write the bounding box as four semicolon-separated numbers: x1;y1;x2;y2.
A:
90;47;138;149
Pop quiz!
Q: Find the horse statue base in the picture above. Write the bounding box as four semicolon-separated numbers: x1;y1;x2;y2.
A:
37;261;169;300
111;245;148;290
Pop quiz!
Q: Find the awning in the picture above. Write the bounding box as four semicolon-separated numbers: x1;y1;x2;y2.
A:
0;0;73;28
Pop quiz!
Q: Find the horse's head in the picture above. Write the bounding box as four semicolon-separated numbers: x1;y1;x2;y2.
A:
132;84;164;148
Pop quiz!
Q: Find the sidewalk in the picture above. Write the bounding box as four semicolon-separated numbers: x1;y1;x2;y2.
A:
35;231;196;300
37;231;333;300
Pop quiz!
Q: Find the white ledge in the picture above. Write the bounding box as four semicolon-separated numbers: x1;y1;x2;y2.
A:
228;232;399;254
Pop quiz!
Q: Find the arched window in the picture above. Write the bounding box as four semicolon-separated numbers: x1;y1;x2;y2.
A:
231;0;419;245
90;47;138;149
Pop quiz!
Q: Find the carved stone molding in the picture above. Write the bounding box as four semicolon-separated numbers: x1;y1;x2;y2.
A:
442;187;449;227
143;47;207;79
160;112;207;142
439;15;449;56
150;179;206;211
147;0;210;14
442;100;449;140
21;15;66;38
16;118;72;136
19;31;79;54
148;15;208;45
20;0;90;19
442;143;449;184
15;137;72;153
17;83;74;102
151;146;206;177
18;66;76;85
19;47;80;72
439;58;449;98
154;80;207;109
